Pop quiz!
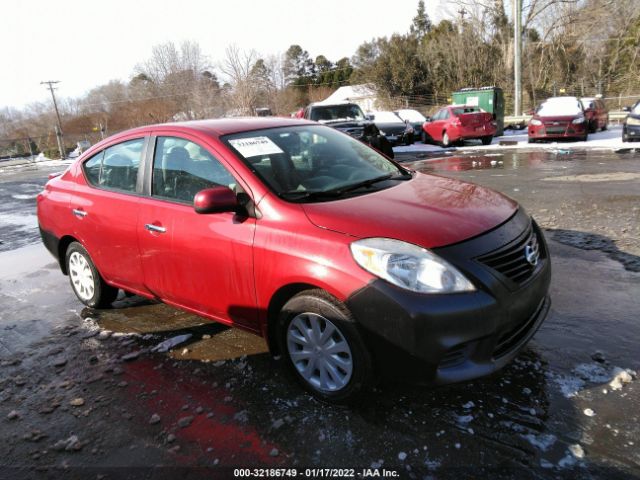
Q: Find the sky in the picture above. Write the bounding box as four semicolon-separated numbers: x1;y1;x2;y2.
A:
0;0;455;110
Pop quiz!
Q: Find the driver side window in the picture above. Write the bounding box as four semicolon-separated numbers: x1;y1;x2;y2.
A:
152;137;236;204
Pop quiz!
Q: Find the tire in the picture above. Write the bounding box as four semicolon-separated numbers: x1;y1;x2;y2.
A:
278;289;373;403
65;242;118;308
481;135;493;146
441;131;451;148
528;137;535;144
421;130;429;144
581;134;588;142
589;120;597;134
405;133;414;146
623;132;629;142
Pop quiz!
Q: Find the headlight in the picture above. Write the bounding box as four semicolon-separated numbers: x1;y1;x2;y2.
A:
530;119;542;126
379;130;386;135
627;117;640;126
350;238;476;294
572;116;585;124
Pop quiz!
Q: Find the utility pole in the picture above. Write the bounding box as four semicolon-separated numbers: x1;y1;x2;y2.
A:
513;0;522;116
41;80;65;159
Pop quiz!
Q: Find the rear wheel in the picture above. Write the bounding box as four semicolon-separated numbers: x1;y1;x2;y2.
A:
278;290;373;403
441;131;451;148
421;130;429;144
65;242;118;308
481;135;493;146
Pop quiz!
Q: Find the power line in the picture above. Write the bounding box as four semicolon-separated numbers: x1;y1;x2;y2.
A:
41;80;65;159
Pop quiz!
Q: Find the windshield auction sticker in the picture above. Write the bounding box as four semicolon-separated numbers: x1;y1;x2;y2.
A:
229;137;284;157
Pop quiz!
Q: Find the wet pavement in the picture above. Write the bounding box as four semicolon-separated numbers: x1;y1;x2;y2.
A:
1;150;639;479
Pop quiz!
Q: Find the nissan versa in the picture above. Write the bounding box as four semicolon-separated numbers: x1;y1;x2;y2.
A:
37;117;551;402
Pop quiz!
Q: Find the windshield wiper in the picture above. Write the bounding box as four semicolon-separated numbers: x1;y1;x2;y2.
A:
279;172;411;202
327;172;411;195
278;190;344;201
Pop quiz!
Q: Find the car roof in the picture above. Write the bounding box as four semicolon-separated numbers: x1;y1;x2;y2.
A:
122;117;315;138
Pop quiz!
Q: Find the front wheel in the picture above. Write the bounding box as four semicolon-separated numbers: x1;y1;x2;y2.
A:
421;130;429;144
481;135;493;146
65;242;118;308
278;290;373;403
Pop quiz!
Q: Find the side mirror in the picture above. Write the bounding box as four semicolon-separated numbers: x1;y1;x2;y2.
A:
424;116;432;122
194;186;238;214
623;106;631;112
365;114;374;121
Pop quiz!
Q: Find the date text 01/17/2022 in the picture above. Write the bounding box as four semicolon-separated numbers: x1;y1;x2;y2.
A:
232;468;399;478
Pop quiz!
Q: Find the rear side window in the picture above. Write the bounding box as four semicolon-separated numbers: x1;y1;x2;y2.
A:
82;138;144;193
152;136;236;203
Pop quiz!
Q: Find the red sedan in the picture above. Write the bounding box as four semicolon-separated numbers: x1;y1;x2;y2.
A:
528;97;588;142
37;118;550;402
421;105;497;147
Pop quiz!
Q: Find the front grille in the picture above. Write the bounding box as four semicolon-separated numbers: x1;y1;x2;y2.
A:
477;223;542;285
341;127;364;139
493;298;547;358
439;343;469;369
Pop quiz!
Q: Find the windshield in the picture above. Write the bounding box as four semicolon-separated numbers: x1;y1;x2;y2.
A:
310;104;365;122
223;125;407;202
632;103;640;115
537;99;583;116
373;111;403;123
396;109;426;123
451;106;483;115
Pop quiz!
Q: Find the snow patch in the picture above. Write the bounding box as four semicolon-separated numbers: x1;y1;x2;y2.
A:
521;433;557;452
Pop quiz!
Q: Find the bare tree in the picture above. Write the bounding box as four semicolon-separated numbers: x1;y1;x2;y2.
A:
219;45;260;115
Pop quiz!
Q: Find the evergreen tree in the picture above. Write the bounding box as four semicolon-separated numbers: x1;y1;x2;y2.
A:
410;0;432;38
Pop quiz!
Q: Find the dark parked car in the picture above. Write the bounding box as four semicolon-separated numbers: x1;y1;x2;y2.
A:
422;105;497;147
371;111;414;146
303;102;393;158
37;117;550;402
528;97;588;142
622;101;640;142
580;97;609;133
395;108;428;134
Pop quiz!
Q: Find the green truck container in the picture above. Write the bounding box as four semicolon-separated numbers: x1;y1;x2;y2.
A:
452;87;504;136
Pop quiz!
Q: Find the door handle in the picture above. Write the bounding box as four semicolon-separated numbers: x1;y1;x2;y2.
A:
145;224;166;233
72;209;87;218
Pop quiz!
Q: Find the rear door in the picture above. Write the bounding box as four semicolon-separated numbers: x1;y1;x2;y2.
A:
136;133;258;329
69;136;148;292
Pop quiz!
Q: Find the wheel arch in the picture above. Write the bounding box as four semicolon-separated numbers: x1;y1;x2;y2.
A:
265;282;323;356
58;235;80;275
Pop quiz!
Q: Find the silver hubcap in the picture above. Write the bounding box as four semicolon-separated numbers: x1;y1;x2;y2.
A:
69;251;95;301
286;313;353;392
443;133;449;146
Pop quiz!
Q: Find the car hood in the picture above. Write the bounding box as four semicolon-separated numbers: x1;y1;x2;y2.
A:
375;122;408;133
301;172;519;248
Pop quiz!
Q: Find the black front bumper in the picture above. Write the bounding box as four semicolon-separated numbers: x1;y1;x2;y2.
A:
346;209;551;384
623;123;640;140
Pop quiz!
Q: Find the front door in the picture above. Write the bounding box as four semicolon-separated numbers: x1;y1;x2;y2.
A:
137;134;258;329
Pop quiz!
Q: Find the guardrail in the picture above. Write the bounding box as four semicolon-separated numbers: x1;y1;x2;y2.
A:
504;111;628;128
